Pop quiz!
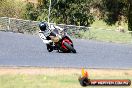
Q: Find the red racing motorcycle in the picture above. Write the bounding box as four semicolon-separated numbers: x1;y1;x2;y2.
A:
48;29;76;53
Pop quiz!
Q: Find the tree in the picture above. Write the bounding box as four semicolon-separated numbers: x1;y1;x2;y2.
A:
37;0;94;26
23;2;39;20
128;0;132;31
100;0;127;25
97;0;131;31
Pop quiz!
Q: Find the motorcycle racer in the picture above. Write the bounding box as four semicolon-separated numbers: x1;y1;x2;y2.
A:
39;22;63;52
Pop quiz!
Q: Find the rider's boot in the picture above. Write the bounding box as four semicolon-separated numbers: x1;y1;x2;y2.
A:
46;43;53;52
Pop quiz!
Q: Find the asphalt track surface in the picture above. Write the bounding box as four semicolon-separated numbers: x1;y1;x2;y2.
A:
0;31;132;69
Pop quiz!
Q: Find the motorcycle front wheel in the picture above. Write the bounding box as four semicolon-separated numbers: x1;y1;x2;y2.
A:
63;42;76;53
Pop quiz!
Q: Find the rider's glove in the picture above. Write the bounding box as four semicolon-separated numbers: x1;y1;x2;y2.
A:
44;40;52;44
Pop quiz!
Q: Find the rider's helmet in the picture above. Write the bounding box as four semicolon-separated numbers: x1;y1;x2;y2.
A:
39;22;47;31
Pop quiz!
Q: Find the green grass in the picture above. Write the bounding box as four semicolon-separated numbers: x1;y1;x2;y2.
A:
0;73;132;88
82;29;132;43
91;20;128;30
79;20;132;43
0;74;80;88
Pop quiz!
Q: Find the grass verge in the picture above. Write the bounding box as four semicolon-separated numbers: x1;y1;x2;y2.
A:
82;29;132;43
79;20;132;43
0;67;132;88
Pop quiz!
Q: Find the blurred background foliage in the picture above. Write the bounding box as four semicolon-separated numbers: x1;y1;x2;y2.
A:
0;0;131;31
